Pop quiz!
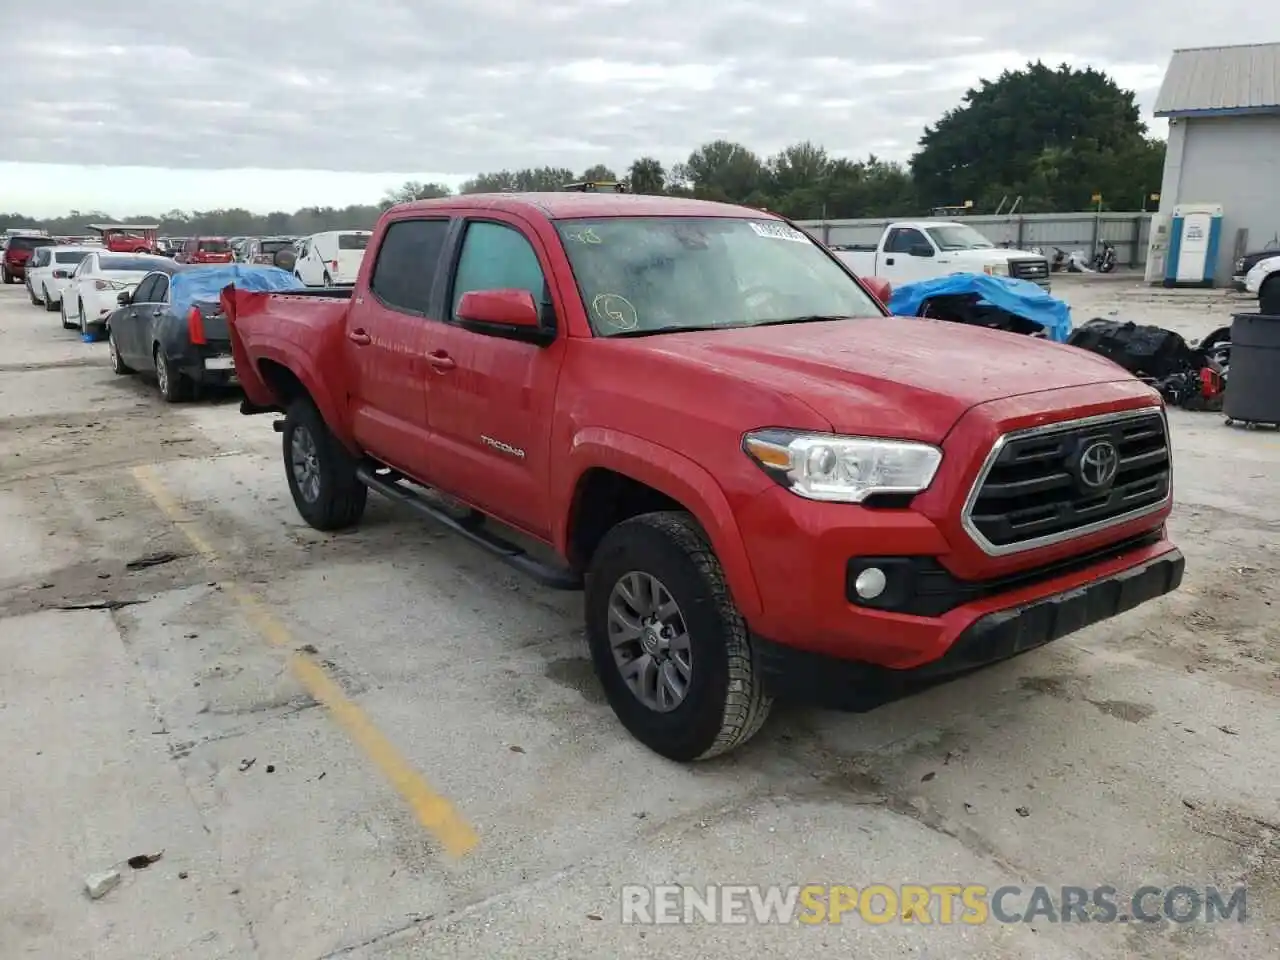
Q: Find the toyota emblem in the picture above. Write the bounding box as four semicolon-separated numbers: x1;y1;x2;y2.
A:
1078;440;1120;489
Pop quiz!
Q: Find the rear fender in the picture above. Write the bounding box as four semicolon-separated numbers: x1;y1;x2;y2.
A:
222;288;351;445
557;429;763;619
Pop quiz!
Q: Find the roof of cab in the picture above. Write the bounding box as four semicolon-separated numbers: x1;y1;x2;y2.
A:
395;192;778;220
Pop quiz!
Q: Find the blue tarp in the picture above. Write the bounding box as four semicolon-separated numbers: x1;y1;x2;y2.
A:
886;273;1073;343
169;264;302;319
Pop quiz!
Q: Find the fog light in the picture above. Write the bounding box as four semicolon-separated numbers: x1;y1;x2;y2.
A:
854;567;887;600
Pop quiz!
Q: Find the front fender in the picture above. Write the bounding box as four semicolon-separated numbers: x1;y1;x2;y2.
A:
557;428;763;620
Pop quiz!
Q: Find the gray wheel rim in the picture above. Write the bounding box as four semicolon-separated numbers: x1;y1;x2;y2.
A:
79;306;86;333
156;353;169;394
108;334;119;369
607;571;692;712
290;424;322;503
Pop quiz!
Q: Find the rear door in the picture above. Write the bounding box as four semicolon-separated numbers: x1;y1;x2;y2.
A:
424;214;566;538
335;232;369;283
342;216;452;481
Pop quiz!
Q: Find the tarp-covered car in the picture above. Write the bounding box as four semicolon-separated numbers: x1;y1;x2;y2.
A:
106;264;302;402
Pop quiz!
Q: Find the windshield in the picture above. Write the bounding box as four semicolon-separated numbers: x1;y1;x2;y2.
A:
55;251;90;264
556;217;883;337
101;255;164;271
338;233;370;250
925;224;994;251
197;239;230;252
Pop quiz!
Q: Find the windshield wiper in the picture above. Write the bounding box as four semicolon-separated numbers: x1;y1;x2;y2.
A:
749;314;853;327
607;316;856;338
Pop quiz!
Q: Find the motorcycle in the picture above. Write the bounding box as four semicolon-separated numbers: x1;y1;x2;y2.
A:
1093;240;1117;273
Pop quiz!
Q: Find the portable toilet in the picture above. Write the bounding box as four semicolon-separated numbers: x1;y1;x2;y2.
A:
1163;203;1224;288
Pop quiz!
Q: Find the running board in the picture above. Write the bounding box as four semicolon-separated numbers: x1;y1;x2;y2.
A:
355;465;582;590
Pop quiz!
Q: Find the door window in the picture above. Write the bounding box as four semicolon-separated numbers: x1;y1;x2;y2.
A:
885;228;928;254
450;221;547;319
370;219;450;315
133;275;161;303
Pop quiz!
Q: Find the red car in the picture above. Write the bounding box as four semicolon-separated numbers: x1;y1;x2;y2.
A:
223;193;1183;761
87;223;159;253
178;237;234;264
2;233;56;283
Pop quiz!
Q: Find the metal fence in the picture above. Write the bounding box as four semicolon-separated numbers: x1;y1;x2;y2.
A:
795;213;1155;266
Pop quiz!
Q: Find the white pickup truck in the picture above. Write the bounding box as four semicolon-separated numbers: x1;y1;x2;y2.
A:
831;220;1052;290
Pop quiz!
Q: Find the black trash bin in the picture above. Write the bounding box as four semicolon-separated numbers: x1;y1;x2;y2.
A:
1224;313;1280;424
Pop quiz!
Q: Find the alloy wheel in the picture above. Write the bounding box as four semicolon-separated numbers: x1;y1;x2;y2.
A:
607;571;693;713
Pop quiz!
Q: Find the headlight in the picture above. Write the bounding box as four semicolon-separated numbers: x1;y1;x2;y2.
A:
984;263;1009;276
1235;258;1245;272
743;429;943;503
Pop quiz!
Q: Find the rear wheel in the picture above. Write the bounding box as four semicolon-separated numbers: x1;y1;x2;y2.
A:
27;282;39;305
282;397;367;530
60;301;75;329
2;268;12;284
154;346;190;402
584;511;772;761
43;286;58;312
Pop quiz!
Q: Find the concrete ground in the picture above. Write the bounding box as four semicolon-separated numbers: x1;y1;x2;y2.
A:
0;277;1276;960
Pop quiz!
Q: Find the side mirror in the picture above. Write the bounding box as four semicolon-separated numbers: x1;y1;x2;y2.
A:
909;243;935;258
457;289;540;329
117;291;132;306
863;277;892;305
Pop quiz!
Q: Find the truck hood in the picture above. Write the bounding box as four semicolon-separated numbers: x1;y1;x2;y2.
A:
945;249;1039;264
645;317;1135;442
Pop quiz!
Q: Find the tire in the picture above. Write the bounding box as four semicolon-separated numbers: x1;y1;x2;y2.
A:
60;301;74;330
282;397;367;531
78;304;88;336
108;329;133;374
322;271;332;286
27;282;39;305
1260;276;1280;316
2;269;12;284
154;346;190;402
584;511;772;761
43;286;58;312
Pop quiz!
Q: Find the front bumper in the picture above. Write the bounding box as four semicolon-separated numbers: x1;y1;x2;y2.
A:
755;544;1184;709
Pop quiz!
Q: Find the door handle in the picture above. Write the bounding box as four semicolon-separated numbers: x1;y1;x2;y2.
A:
348;329;372;345
427;350;455;371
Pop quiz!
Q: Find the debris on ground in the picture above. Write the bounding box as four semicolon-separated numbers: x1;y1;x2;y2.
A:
84;869;121;899
1066;319;1229;410
127;851;164;869
54;599;143;612
1016;806;1031;818
238;758;256;772
298;643;318;654
125;551;186;571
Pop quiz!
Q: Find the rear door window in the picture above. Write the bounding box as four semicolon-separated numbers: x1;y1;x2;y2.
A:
370;219;450;315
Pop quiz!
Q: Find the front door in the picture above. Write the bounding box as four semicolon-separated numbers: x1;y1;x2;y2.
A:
880;226;934;283
425;216;565;539
342;216;452;481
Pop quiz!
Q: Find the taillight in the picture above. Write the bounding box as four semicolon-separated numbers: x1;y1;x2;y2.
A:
94;279;111;290
188;307;206;345
329;260;339;271
53;269;68;278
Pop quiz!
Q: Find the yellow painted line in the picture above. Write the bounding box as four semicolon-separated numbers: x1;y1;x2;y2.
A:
130;464;479;859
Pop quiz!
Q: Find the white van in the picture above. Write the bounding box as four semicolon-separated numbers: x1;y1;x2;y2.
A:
294;230;372;286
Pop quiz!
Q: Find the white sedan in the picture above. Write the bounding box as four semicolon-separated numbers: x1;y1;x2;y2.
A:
60;252;179;335
25;245;96;311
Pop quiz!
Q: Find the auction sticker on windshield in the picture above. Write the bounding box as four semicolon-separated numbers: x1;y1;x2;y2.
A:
750;222;808;242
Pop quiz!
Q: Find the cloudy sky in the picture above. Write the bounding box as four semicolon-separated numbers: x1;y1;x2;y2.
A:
0;1;1269;215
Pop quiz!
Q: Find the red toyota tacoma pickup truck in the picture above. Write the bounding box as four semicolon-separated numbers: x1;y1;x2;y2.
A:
223;193;1183;762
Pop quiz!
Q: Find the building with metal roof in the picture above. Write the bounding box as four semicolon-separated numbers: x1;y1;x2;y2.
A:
1152;43;1280;286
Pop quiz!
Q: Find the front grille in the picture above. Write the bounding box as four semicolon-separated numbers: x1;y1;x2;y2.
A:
963;409;1170;554
1009;258;1050;281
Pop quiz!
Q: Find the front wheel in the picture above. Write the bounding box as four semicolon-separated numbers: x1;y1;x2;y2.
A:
282;397;367;530
60;301;74;329
584;511;772;761
43;286;58;312
108;329;133;374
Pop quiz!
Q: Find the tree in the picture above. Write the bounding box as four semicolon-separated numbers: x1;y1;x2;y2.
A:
459;166;575;193
910;61;1164;212
382;180;452;206
680;141;765;202
627;157;666;195
578;164;617;183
